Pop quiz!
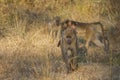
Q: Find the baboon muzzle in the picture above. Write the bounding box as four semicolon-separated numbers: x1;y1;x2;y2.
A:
66;36;72;45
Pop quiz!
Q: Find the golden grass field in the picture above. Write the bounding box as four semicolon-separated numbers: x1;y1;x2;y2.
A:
0;26;119;80
0;0;120;80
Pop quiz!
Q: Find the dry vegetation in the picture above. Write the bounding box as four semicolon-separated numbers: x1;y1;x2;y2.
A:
0;0;120;80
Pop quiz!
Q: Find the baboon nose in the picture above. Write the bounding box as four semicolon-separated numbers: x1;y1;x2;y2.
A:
67;39;72;45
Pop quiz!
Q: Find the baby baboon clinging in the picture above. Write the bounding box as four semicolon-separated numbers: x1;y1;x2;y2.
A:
59;27;78;73
60;20;109;51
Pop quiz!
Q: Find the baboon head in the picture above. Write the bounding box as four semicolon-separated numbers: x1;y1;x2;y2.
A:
62;27;77;45
54;16;61;26
61;19;77;31
58;19;78;47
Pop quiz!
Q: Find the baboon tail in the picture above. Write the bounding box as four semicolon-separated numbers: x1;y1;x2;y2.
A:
93;22;105;38
95;22;109;52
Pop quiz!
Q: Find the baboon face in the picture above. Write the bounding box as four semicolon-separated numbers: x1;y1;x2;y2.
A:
63;28;76;45
57;24;76;47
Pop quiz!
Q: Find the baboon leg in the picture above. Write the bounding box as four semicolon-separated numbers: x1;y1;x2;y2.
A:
71;48;78;70
85;39;91;49
64;54;71;73
92;39;104;48
85;40;90;63
85;32;93;63
61;48;71;73
84;37;90;60
57;27;61;39
85;30;93;49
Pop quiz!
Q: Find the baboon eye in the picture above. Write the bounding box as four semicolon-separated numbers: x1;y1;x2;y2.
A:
66;36;71;38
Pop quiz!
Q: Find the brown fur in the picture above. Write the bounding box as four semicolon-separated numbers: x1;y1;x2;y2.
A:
60;20;109;51
59;27;78;73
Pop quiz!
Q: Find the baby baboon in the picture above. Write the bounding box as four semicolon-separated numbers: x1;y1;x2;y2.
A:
60;20;109;51
59;27;78;73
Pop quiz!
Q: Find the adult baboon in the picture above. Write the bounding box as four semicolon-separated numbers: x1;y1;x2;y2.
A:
60;20;109;51
48;16;61;39
59;27;78;73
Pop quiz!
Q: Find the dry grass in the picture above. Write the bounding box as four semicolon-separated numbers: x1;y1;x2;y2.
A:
0;0;120;80
0;28;61;80
0;26;119;80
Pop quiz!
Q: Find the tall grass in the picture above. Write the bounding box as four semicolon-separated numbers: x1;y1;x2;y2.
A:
0;0;120;80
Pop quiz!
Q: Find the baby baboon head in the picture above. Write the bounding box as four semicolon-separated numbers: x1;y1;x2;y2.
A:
63;27;76;45
61;20;76;31
55;16;61;26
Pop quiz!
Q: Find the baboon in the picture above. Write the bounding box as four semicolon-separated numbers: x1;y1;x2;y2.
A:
48;16;61;39
60;20;109;51
59;27;78;73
